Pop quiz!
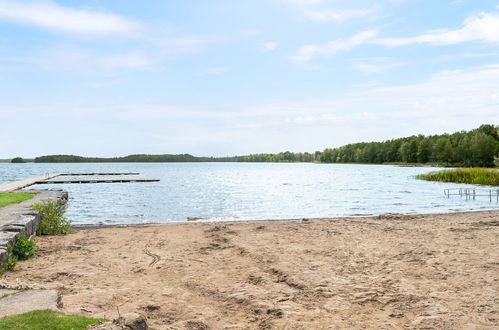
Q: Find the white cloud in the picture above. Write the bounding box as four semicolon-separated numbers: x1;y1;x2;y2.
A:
257;64;499;147
291;30;378;63
304;7;378;23
282;0;377;23
98;50;159;71
292;12;499;65
262;41;278;51
353;57;402;73
155;36;225;54
286;115;317;124
1;33;227;73
374;12;499;46
10;47;161;72
282;0;323;5
0;0;140;35
205;67;232;75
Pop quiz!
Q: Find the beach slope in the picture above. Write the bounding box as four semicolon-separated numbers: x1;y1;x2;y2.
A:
1;211;498;329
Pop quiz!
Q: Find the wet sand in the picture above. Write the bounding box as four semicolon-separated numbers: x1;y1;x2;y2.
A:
1;211;498;329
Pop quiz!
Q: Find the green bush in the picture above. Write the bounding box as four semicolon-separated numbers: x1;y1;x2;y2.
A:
13;235;36;261
32;200;72;235
2;236;37;272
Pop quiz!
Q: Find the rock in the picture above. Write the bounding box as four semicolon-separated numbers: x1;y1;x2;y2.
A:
120;313;148;330
89;313;148;330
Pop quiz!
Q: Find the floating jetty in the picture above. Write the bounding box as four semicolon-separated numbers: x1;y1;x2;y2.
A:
59;172;140;176
36;179;159;184
0;174;61;192
0;173;159;192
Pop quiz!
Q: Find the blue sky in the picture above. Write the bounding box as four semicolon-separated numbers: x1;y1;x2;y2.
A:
0;0;498;157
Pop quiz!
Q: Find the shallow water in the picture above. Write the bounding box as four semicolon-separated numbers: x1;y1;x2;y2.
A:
0;162;497;225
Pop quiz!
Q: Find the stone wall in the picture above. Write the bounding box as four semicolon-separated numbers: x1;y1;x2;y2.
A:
0;190;68;267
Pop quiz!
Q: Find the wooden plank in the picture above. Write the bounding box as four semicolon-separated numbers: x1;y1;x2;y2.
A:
35;179;159;184
0;173;61;192
59;173;140;176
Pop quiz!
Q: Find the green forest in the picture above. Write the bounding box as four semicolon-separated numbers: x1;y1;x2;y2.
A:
33;154;204;163
33;152;321;163
320;124;498;167
31;124;499;167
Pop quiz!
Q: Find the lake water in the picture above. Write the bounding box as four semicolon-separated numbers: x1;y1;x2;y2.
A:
0;163;497;225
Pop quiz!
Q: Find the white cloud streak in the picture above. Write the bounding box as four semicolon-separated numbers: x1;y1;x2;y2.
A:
304;7;378;23
292;12;499;64
353;57;401;73
205;67;232;75
262;41;278;51
282;0;377;23
0;0;141;35
374;12;499;46
291;30;378;63
282;0;323;5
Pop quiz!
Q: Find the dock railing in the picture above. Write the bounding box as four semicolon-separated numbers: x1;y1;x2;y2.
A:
444;188;499;202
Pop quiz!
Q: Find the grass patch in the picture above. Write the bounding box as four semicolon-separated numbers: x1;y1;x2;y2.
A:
0;192;36;209
32;200;72;235
416;168;499;186
0;310;103;330
0;290;26;300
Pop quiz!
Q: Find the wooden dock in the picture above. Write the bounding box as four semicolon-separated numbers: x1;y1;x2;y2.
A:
0;173;61;192
36;179;159;184
0;173;159;192
59;173;140;176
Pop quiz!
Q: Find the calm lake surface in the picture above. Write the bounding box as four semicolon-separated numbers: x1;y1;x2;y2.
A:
0;163;497;225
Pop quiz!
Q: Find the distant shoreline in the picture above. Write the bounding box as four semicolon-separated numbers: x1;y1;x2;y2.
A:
3;124;498;167
0;159;448;167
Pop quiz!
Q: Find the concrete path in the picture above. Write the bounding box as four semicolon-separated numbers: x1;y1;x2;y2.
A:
0;289;60;318
0;174;61;192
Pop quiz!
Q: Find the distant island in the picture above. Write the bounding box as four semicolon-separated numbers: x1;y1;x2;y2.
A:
10;124;499;168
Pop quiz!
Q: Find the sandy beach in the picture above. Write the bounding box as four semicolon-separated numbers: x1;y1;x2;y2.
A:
1;211;498;329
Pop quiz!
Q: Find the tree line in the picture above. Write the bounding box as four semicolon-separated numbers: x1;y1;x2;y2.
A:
34;154;206;163
321;124;498;167
31;124;498;167
33;152;321;163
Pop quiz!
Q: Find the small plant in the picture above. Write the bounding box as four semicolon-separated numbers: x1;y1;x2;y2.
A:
1;236;37;272
32;199;72;235
3;255;18;272
13;235;36;260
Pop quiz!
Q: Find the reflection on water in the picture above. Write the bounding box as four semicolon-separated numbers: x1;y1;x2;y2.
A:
0;163;497;225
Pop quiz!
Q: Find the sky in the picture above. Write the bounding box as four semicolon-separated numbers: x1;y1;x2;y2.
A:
0;0;498;158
